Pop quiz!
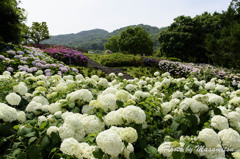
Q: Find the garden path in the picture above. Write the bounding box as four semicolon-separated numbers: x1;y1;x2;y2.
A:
85;55;134;79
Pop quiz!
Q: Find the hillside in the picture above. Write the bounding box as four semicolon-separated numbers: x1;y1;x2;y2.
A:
43;24;167;52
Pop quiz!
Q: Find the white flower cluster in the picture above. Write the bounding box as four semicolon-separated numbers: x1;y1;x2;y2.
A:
67;89;93;103
81;115;105;135
90;93;117;112
179;98;208;114
59;114;85;142
96;129;123;157
60;137;96;159
104;105;146;126
0;103;18;122
5;93;21;106
211;115;229;131
13;82;28;95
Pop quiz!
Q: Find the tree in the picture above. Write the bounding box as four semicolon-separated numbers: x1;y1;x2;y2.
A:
118;26;153;55
0;0;26;44
104;35;119;52
30;22;50;44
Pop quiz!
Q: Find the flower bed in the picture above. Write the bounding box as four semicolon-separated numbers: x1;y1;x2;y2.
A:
31;44;88;66
0;70;240;158
0;43;79;76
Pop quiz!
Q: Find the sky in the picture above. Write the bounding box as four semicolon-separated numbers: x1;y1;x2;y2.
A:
20;0;232;35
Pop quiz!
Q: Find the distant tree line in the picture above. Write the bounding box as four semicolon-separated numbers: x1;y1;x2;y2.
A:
159;0;240;68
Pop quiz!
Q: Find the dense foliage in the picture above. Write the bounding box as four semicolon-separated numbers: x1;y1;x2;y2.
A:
0;0;26;44
43;24;166;52
159;0;240;68
118;26;153;55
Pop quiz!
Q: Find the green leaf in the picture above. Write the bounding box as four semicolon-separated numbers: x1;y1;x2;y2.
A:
172;152;183;159
129;152;136;159
144;145;157;155
116;100;124;107
28;137;37;145
93;148;104;159
189;115;198;125
213;107;222;115
171;121;180;131
41;136;51;149
27;146;42;159
13;124;20;130
50;132;61;145
39;121;48;130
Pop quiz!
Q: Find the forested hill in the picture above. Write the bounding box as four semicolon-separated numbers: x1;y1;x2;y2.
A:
43;24;167;52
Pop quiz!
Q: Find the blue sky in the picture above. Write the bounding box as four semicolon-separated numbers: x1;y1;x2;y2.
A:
20;0;232;35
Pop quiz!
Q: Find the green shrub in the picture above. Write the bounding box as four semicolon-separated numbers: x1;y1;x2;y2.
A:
100;53;142;67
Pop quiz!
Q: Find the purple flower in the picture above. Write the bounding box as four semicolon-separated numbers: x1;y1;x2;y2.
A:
7;67;13;72
17;51;24;55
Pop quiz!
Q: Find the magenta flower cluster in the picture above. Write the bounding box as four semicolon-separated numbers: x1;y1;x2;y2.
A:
32;44;87;66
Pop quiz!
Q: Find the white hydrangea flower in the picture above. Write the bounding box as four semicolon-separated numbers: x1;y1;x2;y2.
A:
109;73;116;77
218;128;240;150
104;108;124;126
5;93;21;106
116;90;130;102
211;115;229;131
126;84;136;92
0;103;17;122
122;106;146;124
96;93;117;112
122;143;134;159
134;91;150;100
60;138;80;156
101;87;118;95
75;74;84;81
154;71;160;76
47;102;61;114
229;97;240;107
192;94;209;104
81;105;95;114
120;127;138;143
47;126;59;136
13;82;28;95
215;84;227;93
96;129;123;157
38;116;47;125
158;142;173;158
56;83;68;92
206;93;224;105
171;91;183;99
78;142;96;159
63;75;73;81
32;96;49;105
232;152;240;159
98;78;109;88
205;82;215;90
198;128;221;148
59;114;85;142
161;102;172;115
25;101;42;113
91;75;100;81
66;89;93;103
179;98;208;114
81;115;105;134
161;72;170;77
118;73;123;77
17;111;26;123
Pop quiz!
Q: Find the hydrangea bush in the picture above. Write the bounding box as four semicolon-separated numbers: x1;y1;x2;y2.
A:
1;70;240;159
